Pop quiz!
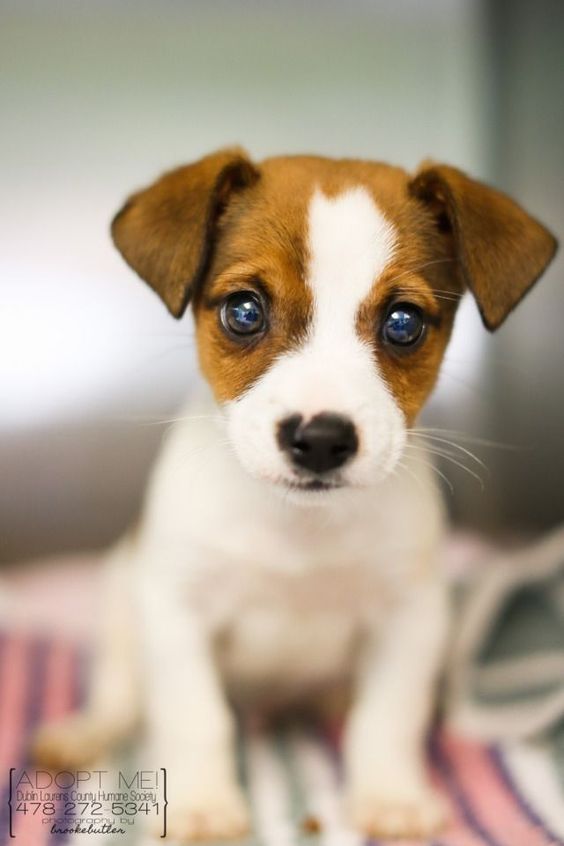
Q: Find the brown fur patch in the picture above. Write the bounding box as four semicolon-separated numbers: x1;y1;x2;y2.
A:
193;161;315;402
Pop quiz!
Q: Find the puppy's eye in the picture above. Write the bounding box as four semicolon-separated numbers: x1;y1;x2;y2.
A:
382;303;425;347
220;291;267;338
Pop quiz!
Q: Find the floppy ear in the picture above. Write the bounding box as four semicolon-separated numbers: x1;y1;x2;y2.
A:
409;164;557;330
111;147;259;317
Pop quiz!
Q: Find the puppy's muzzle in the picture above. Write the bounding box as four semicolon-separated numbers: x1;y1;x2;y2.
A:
277;413;358;475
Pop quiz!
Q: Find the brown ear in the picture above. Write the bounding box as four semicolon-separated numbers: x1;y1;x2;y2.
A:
409;164;557;330
111;147;259;317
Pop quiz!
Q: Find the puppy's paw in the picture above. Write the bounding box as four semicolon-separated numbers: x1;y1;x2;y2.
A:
156;782;250;842
31;714;112;769
347;780;447;840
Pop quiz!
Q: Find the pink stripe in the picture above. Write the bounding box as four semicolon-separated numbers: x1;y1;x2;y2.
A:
41;640;76;720
426;746;488;846
12;639;78;846
441;731;550;846
0;636;31;771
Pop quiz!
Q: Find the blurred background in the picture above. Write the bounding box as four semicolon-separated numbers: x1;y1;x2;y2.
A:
1;0;562;564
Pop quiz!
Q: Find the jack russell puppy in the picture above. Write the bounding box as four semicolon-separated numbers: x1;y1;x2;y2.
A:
33;149;557;841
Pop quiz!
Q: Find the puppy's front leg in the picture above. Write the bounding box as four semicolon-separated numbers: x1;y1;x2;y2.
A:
141;578;248;842
344;579;450;839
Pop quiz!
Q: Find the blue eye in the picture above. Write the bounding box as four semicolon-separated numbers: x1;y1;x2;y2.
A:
383;303;425;347
220;291;266;337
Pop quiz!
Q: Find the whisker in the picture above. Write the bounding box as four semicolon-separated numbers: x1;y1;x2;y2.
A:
392;284;464;304
411;427;525;451
176;436;233;469
394;459;428;498
404;444;485;490
157;413;224;426
384;258;459;289
116;412;224;427
408;432;489;472
136;342;197;366
403;450;455;495
394;282;464;296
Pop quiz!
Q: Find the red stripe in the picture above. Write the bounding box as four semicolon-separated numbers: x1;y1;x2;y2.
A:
441;731;550;846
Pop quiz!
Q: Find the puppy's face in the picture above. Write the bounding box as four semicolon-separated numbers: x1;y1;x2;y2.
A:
112;150;556;498
196;161;458;493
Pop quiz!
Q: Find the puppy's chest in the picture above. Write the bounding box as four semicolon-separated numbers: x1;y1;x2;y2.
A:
186;557;394;688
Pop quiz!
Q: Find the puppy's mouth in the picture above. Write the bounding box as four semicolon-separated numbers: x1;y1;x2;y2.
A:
285;477;345;493
288;479;345;491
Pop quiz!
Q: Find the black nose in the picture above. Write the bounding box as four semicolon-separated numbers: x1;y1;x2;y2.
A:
277;413;358;474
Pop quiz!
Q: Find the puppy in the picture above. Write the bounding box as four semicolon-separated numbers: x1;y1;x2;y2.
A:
33;150;557;841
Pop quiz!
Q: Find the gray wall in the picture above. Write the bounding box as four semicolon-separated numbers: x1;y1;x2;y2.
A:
448;0;564;532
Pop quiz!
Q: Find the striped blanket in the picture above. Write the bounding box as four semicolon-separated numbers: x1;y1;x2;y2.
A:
0;632;563;846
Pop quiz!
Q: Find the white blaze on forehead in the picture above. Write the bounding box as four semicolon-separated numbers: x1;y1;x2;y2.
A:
225;186;406;488
306;187;397;340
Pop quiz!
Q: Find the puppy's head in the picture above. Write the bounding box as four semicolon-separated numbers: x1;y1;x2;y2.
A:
112;149;557;498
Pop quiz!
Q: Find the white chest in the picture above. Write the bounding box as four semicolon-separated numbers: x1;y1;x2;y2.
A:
186;556;394;696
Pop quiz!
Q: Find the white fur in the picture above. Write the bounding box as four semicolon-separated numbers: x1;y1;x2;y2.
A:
34;187;451;842
227;187;405;493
